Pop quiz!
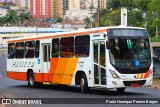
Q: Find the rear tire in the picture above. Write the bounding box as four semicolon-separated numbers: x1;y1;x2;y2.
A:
80;73;89;93
28;72;36;88
116;88;126;92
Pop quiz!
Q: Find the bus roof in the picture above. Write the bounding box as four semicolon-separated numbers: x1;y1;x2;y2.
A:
8;26;146;43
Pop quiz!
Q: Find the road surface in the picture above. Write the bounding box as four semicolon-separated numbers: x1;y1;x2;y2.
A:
0;55;160;107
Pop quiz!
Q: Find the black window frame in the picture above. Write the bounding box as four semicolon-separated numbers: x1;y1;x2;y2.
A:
35;40;40;58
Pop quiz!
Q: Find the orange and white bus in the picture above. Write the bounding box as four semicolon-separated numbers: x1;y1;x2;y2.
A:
7;26;153;93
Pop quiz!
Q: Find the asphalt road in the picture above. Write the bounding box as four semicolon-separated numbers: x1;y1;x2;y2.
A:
0;55;160;107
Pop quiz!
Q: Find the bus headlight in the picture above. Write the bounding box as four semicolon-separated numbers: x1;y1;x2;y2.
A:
109;69;121;79
148;70;153;78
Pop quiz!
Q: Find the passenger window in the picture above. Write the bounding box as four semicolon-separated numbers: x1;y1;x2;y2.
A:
15;42;24;58
60;37;74;57
75;35;90;57
8;43;15;59
25;41;35;58
52;38;59;57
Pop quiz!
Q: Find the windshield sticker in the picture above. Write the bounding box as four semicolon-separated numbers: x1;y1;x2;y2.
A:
134;60;140;67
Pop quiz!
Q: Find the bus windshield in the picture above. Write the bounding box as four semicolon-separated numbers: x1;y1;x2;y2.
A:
109;38;151;68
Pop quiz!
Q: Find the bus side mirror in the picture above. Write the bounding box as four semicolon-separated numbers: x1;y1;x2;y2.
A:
153;67;156;73
106;41;111;49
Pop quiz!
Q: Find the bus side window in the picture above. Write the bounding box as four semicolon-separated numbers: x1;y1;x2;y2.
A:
75;35;90;57
25;41;35;58
60;37;74;57
15;42;24;58
8;43;15;59
35;40;40;58
52;38;59;57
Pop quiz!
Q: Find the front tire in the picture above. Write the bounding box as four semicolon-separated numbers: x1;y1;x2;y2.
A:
80;73;89;93
116;88;126;92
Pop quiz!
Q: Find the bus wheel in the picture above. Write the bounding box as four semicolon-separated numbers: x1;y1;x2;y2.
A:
80;73;89;93
116;88;126;92
28;72;36;88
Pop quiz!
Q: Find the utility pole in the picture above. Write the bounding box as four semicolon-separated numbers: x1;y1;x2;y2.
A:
62;1;65;29
97;0;100;27
36;18;38;35
62;14;65;29
89;1;93;28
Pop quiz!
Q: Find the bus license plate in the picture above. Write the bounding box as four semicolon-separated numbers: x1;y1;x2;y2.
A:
131;83;139;87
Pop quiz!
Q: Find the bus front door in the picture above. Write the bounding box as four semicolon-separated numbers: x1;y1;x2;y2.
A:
93;40;106;86
42;44;50;82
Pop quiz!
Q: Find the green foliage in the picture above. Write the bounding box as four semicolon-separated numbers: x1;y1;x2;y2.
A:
128;9;144;26
110;0;121;10
5;10;19;26
57;17;62;23
100;0;160;38
135;0;151;12
150;36;160;42
19;12;33;25
0;10;33;27
148;0;160;13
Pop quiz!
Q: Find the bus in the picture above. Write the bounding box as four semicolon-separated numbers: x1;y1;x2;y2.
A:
7;26;153;93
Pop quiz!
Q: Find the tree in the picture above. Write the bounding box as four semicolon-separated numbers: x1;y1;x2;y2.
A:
148;0;160;13
57;17;63;23
135;0;151;12
110;0;121;10
128;9;145;27
0;17;6;26
19;12;33;26
148;0;160;37
83;17;91;28
5;10;18;26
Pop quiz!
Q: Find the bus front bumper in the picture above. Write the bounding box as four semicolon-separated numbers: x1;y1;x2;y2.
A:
107;77;153;88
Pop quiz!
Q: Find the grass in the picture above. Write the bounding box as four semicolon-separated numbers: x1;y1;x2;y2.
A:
153;77;160;82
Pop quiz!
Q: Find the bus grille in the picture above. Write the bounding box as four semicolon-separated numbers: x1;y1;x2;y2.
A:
123;80;146;86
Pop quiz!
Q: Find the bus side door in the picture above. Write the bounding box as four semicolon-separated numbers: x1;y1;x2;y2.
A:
93;40;106;86
42;44;50;82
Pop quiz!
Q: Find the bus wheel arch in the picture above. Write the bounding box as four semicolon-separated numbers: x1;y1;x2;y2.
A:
75;71;89;93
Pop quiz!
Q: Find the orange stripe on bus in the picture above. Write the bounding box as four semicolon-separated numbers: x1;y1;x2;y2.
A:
144;70;151;78
49;58;59;82
7;72;27;81
34;73;44;82
7;71;49;82
52;58;68;84
136;74;140;79
140;73;143;79
61;58;78;85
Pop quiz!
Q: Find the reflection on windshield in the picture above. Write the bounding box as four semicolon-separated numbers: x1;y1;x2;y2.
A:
109;39;151;68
